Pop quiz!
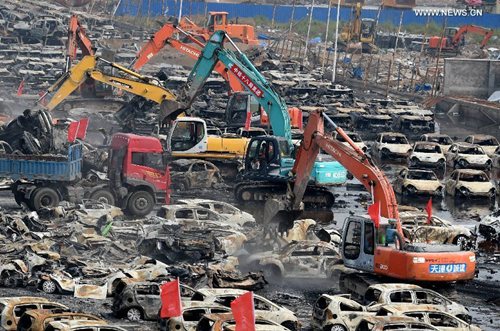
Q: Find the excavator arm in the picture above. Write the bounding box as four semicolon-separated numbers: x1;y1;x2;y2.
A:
452;24;494;49
44;55;176;111
131;24;243;92
271;110;402;236
66;14;94;72
161;30;291;143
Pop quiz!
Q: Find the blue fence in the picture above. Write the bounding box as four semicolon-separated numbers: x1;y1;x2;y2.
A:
116;0;500;29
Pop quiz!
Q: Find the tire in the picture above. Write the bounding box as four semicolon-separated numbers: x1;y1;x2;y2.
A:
31;187;60;210
41;280;57;294
281;321;298;331
403;186;416;196
126;307;143;321
326;324;347;331
127;190;154;217
90;189;115;205
177;179;190;191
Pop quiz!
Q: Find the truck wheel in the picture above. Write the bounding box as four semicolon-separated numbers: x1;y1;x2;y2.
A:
127;191;154;217
31;187;60;210
90;189;115;205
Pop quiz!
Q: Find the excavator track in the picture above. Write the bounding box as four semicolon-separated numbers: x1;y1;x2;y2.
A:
234;180;335;209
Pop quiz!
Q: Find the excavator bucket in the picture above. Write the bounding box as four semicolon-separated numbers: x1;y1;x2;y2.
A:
159;100;184;124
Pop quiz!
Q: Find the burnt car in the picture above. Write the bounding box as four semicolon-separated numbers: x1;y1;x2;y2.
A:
16;310;104;331
245;241;340;279
44;320;127;331
372;132;412;160
191;288;299;330
445;143;492;170
177;199;256;227
393;168;443;196
334;131;367;152
478;211;500;242
170;159;223;191
197;312;292;331
0;297;69;330
392;115;434;138
160;301;231;331
464;134;499;156
408;142;445;168
445;169;496;199
492;146;500;168
399;211;476;250
112;279;195;321
419;133;454;152
353;114;392;139
355;316;439;331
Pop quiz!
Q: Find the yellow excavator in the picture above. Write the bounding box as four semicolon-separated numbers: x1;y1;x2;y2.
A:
42;55;249;162
340;2;378;53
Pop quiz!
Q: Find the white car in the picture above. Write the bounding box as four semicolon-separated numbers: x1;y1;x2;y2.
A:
419;133;454;152
464;134;499;156
160;301;231;331
177;199;255;227
312;294;375;330
408;142;445;168
445;169;496;198
445;143;492;170
190;288;299;330
373;132;412;160
334;131;367;152
393;168;443;196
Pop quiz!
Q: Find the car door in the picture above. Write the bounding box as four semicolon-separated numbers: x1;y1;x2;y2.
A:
284;243;322;277
425;312;468;331
393;169;407;193
189;162;209;189
182;308;208;330
134;284;160;319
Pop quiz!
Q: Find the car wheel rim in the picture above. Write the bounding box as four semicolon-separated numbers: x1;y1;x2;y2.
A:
135;197;148;210
42;280;56;293
127;308;141;321
456;237;467;249
331;325;346;331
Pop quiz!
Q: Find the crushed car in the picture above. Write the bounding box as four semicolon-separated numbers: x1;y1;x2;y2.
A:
245;240;341;279
399;211;476;250
16;310;104;331
478;210;500;243
392;168;443;196
0;297;69;330
408;142;446;168
445;143;492;170
177;199;256;227
159;301;231;331
190;288;299;330
372;132;412;160
156;204;244;230
170;159;224;191
197;312;292;331
445;169;496;199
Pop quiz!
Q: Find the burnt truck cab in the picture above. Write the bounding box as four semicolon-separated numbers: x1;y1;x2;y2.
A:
105;133;170;216
341;216;476;282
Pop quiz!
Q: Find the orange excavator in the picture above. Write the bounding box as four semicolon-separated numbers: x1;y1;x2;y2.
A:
131;23;302;129
262;109;476;282
178;12;259;46
66;14;94;72
427;24;494;56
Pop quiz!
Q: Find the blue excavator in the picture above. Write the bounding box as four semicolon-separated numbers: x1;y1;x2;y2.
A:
161;30;346;209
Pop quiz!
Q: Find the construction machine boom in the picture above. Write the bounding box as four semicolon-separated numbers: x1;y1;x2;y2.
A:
263;109;476;282
66;14;94;72
427;24;494;55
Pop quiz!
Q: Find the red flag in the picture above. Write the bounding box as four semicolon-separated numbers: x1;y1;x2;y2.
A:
17;80;25;96
425;198;432;224
76;118;89;140
67;121;79;143
160;279;182;318
38;91;48;106
368;201;381;228
231;292;255;331
244;109;251;131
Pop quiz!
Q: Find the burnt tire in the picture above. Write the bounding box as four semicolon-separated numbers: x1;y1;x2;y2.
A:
127;190;154;217
454;235;468;250
281;321;298;331
126;307;143;321
90;189;115;205
31;187;60;210
41;280;57;294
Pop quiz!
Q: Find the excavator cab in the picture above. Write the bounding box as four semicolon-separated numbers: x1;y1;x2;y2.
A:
341;216;376;272
207;12;228;32
360;18;376;42
244;136;291;175
167;118;208;153
225;92;260;128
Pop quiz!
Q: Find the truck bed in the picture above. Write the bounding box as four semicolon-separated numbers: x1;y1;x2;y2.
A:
0;144;82;182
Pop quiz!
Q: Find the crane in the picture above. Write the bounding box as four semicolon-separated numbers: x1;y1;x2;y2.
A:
427;24;494;55
162;30;347;206
262;109;476;282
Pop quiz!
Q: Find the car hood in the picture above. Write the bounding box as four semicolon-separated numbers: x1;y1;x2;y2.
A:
411;152;445;162
458;181;494;193
382;143;411;153
407;180;442;191
458;153;490;164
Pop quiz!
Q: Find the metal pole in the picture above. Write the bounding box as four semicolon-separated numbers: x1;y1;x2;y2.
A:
303;0;315;65
178;0;184;21
322;0;333;70
332;0;341;83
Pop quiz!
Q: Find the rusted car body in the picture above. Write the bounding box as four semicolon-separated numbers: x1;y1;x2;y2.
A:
16;310;103;331
445;143;492;170
0;297;69;330
372;132;412;160
478;211;500;242
355;316;439;331
44;320;124;331
445;169;495;198
197;312;291;330
408;142;445;168
392;115;434;139
160;301;231;331
399;211;476;249
190;288;299;330
112;279;195;321
177;199;256;227
419;133;453;152
156;204;244;230
170;159;223;190
392;168;443;196
245;241;340;279
377;304;480;330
